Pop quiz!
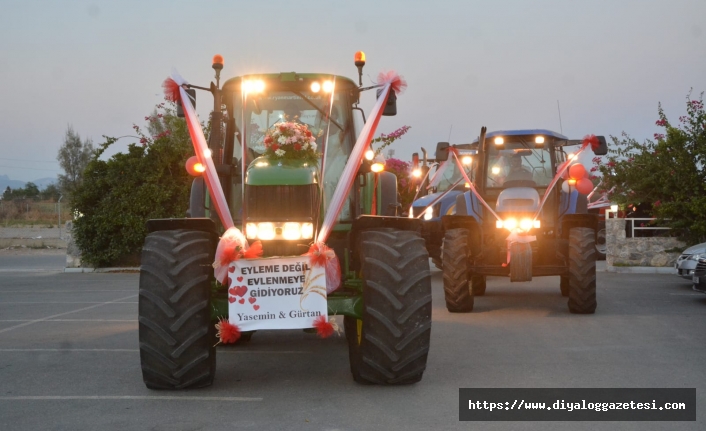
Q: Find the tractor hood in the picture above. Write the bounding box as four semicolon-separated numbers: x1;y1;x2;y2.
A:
246;157;319;186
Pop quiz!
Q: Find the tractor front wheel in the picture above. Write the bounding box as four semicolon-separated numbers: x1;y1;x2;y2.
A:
138;229;217;389
567;227;597;314
347;229;432;385
442;228;473;312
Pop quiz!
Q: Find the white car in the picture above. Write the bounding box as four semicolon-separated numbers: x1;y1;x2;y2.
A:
675;242;706;280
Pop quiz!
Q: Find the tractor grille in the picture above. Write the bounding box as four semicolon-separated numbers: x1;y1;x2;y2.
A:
246;184;319;222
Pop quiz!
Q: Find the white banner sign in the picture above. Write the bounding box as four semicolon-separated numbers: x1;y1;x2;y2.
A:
227;256;328;331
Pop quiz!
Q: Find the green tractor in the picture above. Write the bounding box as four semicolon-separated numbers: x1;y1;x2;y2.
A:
437;128;608;314
138;54;432;389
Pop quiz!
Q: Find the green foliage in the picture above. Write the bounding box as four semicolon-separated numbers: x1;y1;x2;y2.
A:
57;125;95;197
596;91;706;245
72;102;194;267
2;182;55;201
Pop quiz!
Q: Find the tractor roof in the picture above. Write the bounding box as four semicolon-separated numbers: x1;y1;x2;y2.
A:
222;72;358;93
470;129;568;144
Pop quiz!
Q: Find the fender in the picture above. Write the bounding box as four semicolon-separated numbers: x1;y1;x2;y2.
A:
146;217;218;235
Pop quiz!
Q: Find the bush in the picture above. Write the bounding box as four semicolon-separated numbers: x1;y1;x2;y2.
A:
595;91;706;245
71;103;194;267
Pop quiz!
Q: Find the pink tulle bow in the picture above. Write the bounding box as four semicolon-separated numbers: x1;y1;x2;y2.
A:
214;227;250;284
583;134;600;152
376;70;407;95
305;242;341;294
162;77;181;103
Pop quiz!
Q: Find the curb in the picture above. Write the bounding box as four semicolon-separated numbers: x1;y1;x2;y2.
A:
64;267;140;273
605;265;676;274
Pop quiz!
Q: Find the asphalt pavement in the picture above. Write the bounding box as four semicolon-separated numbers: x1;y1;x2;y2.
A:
0;256;704;431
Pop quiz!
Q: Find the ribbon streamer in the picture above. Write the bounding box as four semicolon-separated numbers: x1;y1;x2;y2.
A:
166;72;234;230
316;72;404;244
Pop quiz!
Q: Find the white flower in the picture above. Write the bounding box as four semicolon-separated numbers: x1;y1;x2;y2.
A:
278;136;287;144
303;142;309;150
275;149;285;156
310;142;317;151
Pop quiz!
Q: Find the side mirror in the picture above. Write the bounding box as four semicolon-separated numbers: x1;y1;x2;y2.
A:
593;136;608;156
177;88;196;118
377;88;397;116
435;142;450;162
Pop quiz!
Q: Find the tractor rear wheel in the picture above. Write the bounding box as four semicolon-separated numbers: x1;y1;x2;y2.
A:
442;228;473;312
595;221;607;261
471;276;486;296
567;227;597;314
348;229;432;385
560;276;569;297
138;229;217;389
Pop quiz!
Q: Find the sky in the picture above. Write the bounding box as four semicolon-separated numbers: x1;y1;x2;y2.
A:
0;0;704;183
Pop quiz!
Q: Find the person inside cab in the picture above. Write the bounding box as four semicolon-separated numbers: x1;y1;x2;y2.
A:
505;154;534;182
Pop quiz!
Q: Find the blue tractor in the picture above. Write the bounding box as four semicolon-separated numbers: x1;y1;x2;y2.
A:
438;128;608;313
410;143;477;269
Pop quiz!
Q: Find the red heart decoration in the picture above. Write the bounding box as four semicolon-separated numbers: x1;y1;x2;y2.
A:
253;305;260;311
238;298;245;304
236;286;248;297
237;276;244;282
228;266;235;273
228;287;238;296
248;297;256;304
228;297;236;303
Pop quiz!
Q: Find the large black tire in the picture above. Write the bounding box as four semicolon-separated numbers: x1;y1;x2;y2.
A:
139;229;217;389
347;229;432;385
442;228;473;312
567;227;597;314
560;276;569;297
595;221;607;261
471;275;487;296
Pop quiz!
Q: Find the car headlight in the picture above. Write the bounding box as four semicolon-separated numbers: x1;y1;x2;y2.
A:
688;253;705;261
245;222;314;240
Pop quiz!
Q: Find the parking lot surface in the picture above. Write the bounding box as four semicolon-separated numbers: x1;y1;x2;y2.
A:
0;255;704;430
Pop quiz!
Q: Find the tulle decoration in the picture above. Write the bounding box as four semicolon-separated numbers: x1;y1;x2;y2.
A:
243;241;263;259
305;242;341;294
215;317;241;345
213;227;250;284
376;70;407;95
162;77;181;103
312;315;339;338
583;134;600;151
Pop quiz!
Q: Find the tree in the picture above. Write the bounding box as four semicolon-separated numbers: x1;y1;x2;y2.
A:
72;102;194;267
595;91;706;245
24;182;39;199
2;187;10;201
57;125;95;197
40;184;61;201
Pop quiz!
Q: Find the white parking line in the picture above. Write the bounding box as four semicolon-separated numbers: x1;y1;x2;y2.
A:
0;348;310;354
0;294;138;334
0;396;262;401
0;319;138;322
0;302;138;304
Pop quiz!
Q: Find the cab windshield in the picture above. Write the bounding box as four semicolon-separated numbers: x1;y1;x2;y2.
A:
436;160;472;193
485;141;553;188
230;84;357;219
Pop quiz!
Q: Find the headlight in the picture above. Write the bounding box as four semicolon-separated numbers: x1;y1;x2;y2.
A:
496;218;540;232
245;222;314;240
424;207;433;220
688;253;705;261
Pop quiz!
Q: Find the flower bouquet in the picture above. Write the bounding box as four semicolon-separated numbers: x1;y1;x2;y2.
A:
263;122;319;164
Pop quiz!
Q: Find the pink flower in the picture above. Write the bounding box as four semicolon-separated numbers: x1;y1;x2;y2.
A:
607;161;616;167
655;119;667;126
654;133;664;140
654;200;661;208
